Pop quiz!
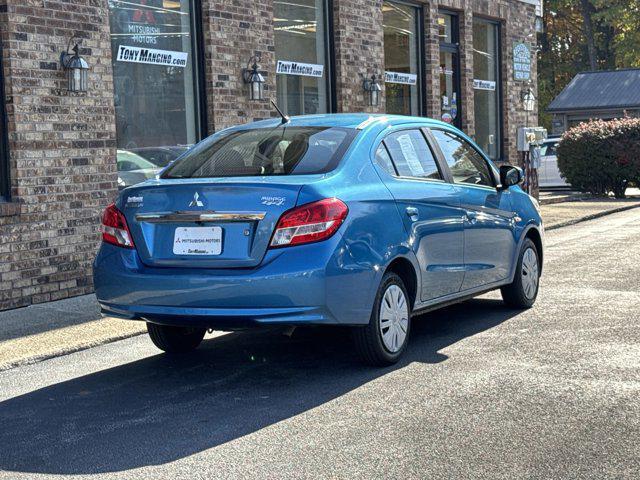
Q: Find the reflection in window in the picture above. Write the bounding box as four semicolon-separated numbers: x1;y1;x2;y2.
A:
473;18;501;160
274;0;329;116
383;1;420;116
108;0;200;187
432;129;493;187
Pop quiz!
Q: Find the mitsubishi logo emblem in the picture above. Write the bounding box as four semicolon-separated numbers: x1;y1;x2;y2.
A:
189;192;204;207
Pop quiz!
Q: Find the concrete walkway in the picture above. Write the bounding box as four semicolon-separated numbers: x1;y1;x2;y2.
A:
1;194;639;371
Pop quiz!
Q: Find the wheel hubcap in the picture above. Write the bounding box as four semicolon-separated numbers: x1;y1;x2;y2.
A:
379;284;409;353
521;247;539;300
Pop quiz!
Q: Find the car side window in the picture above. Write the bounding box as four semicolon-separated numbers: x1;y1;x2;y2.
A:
383;130;442;181
375;143;397;176
431;129;493;187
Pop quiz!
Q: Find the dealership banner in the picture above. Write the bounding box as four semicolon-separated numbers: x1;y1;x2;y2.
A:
385;71;417;85
116;45;188;68
276;61;324;77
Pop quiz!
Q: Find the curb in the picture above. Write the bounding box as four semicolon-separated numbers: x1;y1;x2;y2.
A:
0;328;146;372
539;193;593;205
546;203;640;231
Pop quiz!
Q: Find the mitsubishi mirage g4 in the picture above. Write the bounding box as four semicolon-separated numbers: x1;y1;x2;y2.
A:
94;114;544;365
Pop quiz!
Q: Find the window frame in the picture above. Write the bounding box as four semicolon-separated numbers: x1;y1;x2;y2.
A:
0;50;10;201
438;9;462;129
471;16;503;162
382;0;426;117
274;0;336;115
427;127;498;190
374;128;446;183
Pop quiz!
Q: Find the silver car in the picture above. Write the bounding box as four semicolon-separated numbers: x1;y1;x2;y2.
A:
538;137;570;189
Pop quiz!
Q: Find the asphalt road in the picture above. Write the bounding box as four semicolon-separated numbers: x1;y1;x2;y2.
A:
1;209;639;479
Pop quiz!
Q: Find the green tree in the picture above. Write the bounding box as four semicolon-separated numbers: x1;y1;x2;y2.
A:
537;0;640;129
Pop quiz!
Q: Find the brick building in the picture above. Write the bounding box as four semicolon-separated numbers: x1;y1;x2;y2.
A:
0;0;541;310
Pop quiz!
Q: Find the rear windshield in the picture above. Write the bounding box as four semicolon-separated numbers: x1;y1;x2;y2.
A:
162;126;357;178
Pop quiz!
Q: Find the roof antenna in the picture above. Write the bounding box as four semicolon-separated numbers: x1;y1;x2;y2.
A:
271;99;289;125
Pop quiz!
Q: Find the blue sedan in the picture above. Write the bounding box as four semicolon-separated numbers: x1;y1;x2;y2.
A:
94;114;543;365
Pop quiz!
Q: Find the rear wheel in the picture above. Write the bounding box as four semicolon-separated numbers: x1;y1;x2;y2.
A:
353;272;411;366
146;323;206;353
501;238;540;308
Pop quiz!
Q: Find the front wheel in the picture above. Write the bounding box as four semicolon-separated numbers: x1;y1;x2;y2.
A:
501;238;540;308
146;323;206;353
353;272;411;366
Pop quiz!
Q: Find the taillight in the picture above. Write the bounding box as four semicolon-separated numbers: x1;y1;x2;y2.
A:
100;203;134;248
270;198;348;248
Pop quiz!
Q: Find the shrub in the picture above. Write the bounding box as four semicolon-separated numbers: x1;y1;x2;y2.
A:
556;117;640;198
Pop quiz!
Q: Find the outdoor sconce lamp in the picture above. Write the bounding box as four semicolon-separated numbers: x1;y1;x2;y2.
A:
521;87;536;112
243;56;265;101
363;74;382;107
60;39;89;93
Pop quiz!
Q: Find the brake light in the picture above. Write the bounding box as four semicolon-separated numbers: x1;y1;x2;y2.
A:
100;203;134;248
270;198;348;248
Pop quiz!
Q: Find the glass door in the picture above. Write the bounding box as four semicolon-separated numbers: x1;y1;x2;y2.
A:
438;11;461;128
473;18;502;161
383;1;423;116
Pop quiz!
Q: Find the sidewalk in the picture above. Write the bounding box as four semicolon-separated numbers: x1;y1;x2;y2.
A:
1;195;639;371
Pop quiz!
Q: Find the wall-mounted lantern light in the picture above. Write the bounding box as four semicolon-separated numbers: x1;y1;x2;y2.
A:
243;56;265;101
363;74;382;107
60;39;89;93
521;87;536;112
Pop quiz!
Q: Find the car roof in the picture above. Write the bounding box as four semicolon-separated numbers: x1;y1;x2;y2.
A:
240;113;454;131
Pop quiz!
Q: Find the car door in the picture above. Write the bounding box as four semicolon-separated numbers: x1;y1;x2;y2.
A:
429;128;516;291
373;128;465;301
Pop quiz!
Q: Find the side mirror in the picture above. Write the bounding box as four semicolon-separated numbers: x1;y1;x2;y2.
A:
499;165;523;190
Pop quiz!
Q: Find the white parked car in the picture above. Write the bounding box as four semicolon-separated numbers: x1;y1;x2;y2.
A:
538;137;570;189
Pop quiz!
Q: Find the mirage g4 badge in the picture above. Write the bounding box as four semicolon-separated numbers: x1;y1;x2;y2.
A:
189;192;205;208
261;196;286;206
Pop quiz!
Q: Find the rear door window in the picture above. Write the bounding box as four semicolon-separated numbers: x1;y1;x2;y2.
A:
163;127;356;178
382;130;442;180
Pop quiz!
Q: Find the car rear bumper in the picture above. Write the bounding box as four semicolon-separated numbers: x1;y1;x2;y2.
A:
93;239;375;328
99;302;337;329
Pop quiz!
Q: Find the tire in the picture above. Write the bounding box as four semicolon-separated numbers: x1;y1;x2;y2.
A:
353;272;411;366
146;323;206;354
501;238;540;309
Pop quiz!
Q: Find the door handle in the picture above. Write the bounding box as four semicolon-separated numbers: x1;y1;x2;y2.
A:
405;207;419;221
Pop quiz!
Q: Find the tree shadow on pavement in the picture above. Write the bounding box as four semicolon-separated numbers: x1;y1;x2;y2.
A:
0;298;520;475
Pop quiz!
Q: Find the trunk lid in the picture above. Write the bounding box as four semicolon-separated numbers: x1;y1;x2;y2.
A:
120;178;304;268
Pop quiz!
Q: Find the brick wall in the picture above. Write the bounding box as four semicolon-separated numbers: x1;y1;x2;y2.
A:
0;0;117;310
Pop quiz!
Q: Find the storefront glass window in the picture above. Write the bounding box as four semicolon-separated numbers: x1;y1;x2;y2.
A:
108;0;200;187
473;18;501;160
383;1;420;116
274;0;329;116
438;12;460;127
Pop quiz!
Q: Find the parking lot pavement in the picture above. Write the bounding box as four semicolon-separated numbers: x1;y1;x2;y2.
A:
0;208;639;480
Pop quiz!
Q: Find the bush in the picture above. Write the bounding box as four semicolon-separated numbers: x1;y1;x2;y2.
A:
556;117;640;198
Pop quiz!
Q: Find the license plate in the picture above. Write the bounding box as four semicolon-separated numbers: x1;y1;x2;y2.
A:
173;227;222;255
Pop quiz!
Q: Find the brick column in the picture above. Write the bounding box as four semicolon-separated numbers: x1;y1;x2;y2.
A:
332;0;385;113
201;0;276;132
